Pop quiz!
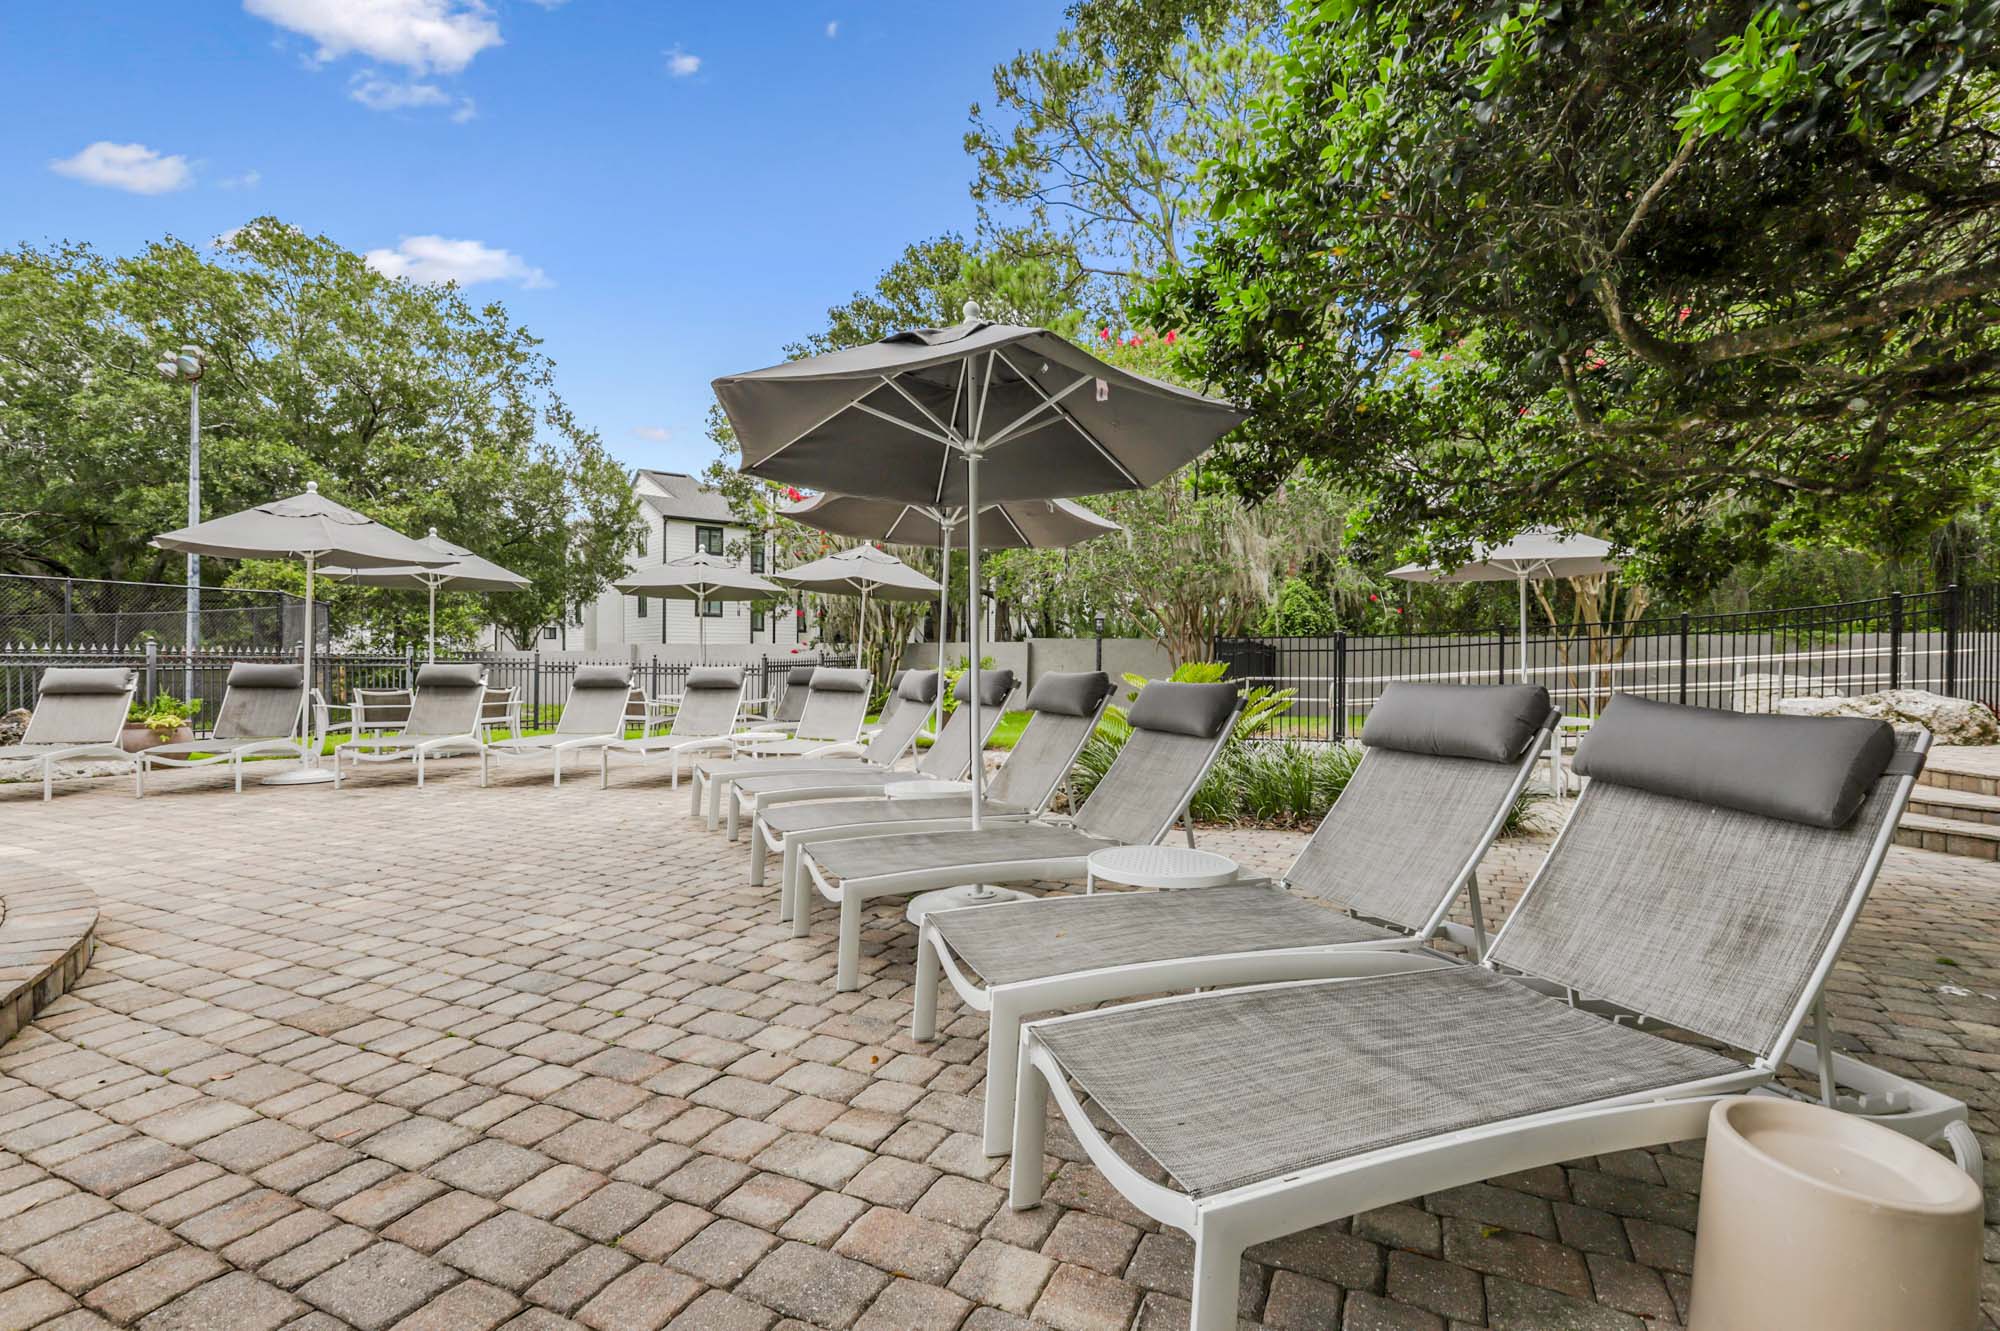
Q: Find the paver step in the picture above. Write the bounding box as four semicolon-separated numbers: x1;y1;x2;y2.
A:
1919;748;2000;800
1907;786;2000;826
1896;812;2000;861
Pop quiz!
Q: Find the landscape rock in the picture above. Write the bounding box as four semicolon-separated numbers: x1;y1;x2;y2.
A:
1773;688;2000;744
1731;672;1834;714
0;707;28;746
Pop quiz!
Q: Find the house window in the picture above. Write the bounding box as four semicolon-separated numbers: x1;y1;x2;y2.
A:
751;606;766;633
542;625;559;641
636;595;647;618
695;525;724;556
750;542;766;574
698;598;723;618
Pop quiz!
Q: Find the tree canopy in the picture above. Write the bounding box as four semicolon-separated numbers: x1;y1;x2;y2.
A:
1143;0;2000;590
0;218;639;647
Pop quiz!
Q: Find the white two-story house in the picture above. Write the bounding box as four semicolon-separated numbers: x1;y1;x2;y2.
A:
579;470;806;654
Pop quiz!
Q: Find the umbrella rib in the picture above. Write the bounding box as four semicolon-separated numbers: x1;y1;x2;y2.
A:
878;376;966;445
980;367;1094;450
853;399;957;447
994;504;1030;546
752;381;885;467
989;354;1142;488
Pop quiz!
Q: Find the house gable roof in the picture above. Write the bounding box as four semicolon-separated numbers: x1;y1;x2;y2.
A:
635;470;740;524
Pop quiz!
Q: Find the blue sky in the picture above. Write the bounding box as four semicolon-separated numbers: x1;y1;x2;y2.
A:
0;0;1069;476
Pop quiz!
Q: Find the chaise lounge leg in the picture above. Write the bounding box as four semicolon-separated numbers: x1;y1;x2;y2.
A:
912;930;941;1043
136;759;146;799
789;847;812;937
749;823;767;889
1188;1220;1246;1331
836;893;863;992
983;995;1023;1156
42;759;52;802
689;773;704;817
1009;1052;1049;1210
727;794;741;841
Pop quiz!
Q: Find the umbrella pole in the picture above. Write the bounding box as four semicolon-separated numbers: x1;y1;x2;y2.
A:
935;531;951;736
427;579;437;664
698;584;709;666
859;585;870;672
1518;576;1529;683
262;551;335;785
965;457;983;832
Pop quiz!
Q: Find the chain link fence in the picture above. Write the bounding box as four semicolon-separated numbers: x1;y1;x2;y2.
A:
0;573;324;650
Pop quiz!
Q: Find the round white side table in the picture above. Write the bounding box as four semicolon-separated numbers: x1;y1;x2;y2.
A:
1085;845;1239;893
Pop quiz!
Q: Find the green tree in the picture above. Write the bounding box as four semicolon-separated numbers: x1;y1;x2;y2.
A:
0;218;640;646
1146;0;2000;590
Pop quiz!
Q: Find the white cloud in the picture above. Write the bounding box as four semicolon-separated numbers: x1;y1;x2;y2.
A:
349;73;450;109
632;426;672;442
243;0;501;75
365;235;550;289
665;45;701;76
219;169;263;191
49;142;193;194
825;20;838;37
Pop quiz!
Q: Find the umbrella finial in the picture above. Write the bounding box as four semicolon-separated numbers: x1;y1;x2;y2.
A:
428;527;439;538
962;300;983;323
306;481;318;493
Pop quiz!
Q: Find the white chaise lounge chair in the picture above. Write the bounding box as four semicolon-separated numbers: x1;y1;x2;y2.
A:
756;670;1115;915
798;679;1241;991
332;663;488;788
715;669;953;839
138;662;308;795
687;667;873;829
727;668;1016;842
1008;695;1973;1331
738;663;817;736
600;667;747;787
0;667;138;801
481;665;637;787
918;680;1560;1153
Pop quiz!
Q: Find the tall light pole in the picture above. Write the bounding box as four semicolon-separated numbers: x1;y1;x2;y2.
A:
157;345;207;700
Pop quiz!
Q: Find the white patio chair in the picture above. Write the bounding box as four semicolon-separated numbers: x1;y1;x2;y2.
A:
600;667;746;787
1008;695;1973;1330
754;671;1115;918
918;681;1561;1154
138;662;308;795
332;663;488;788
0;667;138;801
481;665;636;787
686;667;874;829
797;679;1242;991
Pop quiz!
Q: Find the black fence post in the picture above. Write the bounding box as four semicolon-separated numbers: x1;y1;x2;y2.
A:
1332;631;1347;742
144;639;157;700
1495;624;1507;685
531;649;542;727
1945;583;1961;698
1678;613;1690;705
1889;592;1904;690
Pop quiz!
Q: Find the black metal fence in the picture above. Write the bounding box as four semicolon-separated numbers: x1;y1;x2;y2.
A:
0;644;855;738
1217;583;2000;741
0;573;324;650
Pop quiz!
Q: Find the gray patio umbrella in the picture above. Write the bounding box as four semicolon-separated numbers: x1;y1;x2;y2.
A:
773;544;940;663
320;528;529;663
1388;528;1618;682
616;553;784;664
152;481;448;785
781;492;1119;727
716;303;1242;916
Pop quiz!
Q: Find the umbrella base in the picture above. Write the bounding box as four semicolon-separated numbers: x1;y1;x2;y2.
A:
904;883;1032;926
261;766;335;787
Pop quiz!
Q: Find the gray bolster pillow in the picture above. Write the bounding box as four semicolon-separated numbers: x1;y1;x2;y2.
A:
1026;671;1113;718
686;667;744;691
415;663;484;690
38;667;133;696
1127;680;1238;739
1573;694;1898;828
786;665;818;686
1361;682;1553;763
809;668;872;694
571;665;634;690
225;663;304;690
956;668;1016;708
897;671;941;704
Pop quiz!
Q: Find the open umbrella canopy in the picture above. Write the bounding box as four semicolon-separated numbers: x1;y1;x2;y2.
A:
715;315;1245;505
780;493;1120;550
152;482;449;569
775;544;940;602
319;528;528;592
1387;529;1617;585
616;552;783;601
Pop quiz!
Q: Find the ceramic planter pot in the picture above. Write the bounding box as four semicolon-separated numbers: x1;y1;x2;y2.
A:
120;723;192;753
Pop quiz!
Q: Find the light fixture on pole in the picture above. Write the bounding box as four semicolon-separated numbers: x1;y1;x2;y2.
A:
156;344;207;702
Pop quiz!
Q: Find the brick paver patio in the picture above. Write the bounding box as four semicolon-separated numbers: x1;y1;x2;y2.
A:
0;760;1995;1330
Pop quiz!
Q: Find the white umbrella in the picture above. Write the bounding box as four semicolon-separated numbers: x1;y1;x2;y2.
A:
1388;528;1618;681
781;493;1119;729
152;482;448;784
616;553;784;664
319;528;529;663
774;545;939;665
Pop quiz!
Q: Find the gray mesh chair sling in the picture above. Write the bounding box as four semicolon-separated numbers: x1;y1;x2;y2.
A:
919;682;1560;1154
800;680;1242;992
739;664;817;735
601;667;746;787
707;670;938;838
1010;697;1968;1331
0;667;138;801
759;671;1117;915
724;670;1006;841
687;668;875;829
138;663;308;796
481;666;636;787
332;663;488;788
